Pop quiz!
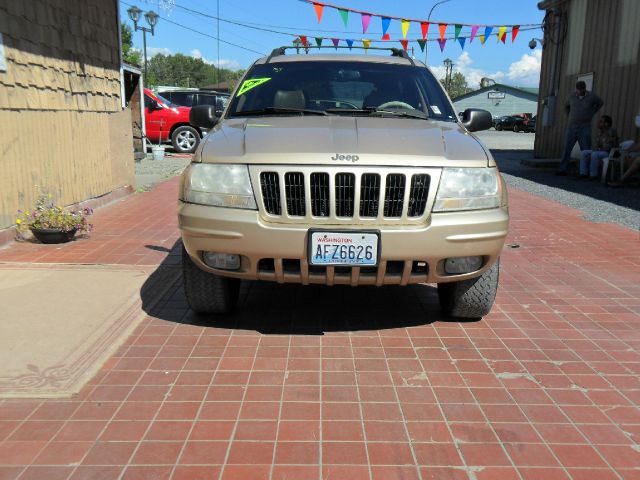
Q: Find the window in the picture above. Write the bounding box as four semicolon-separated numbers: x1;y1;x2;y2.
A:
167;92;194;107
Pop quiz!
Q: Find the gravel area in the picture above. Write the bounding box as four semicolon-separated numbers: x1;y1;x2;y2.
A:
134;154;191;190
132;132;638;231
491;149;640;231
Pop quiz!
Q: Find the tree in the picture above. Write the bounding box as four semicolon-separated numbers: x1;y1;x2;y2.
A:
145;53;243;88
121;23;142;66
441;72;473;99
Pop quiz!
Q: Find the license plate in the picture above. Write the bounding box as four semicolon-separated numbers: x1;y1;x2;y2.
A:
308;231;379;266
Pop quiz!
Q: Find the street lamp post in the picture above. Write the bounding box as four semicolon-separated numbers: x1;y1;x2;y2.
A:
424;0;452;64
126;6;159;81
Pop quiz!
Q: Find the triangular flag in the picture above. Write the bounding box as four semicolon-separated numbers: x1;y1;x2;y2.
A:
437;38;447;52
439;24;447;41
458;37;466;49
512;25;520;42
499;26;507;43
362;39;371;52
401;19;410;38
381;17;391;36
331;38;340;49
338;8;349;27
417;39;427;52
315;37;323;48
346;39;354;50
381;33;391;40
479;34;485;44
454;24;462;39
420;22;429;40
484;26;493;41
470;25;479;43
399;39;409;51
313;3;324;23
361;13;371;34
299;35;308;47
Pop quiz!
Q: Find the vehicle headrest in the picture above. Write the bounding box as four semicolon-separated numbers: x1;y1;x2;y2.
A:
274;90;306;110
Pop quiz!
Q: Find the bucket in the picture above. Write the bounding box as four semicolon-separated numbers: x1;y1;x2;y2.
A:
151;145;165;161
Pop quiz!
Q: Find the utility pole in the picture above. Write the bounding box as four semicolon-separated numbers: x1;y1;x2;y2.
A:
216;0;220;85
443;58;454;95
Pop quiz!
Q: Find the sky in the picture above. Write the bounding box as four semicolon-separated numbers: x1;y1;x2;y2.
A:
120;0;546;88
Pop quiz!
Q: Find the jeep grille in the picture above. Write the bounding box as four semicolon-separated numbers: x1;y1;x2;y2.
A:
253;166;438;225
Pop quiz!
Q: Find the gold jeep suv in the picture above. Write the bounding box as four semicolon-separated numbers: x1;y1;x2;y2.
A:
180;47;509;318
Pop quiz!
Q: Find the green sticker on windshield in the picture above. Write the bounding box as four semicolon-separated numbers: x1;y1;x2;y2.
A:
237;78;271;96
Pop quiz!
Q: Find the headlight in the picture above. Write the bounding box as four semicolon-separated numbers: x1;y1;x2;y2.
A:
182;163;257;209
433;167;500;212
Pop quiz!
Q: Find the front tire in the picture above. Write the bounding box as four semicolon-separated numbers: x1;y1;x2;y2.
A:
437;259;500;319
172;126;200;154
496;124;503;131
513;124;520;132
182;246;240;314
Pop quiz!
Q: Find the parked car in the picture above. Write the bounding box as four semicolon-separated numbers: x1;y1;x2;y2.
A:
143;88;201;154
493;115;521;131
522;115;536;133
180;47;509;319
157;88;230;117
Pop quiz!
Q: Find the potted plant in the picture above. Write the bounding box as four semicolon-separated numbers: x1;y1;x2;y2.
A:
16;193;93;244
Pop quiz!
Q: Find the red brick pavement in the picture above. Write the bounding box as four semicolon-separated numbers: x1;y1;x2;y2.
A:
0;178;639;480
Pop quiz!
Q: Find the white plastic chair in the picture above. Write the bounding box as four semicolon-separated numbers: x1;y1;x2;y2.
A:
601;139;634;183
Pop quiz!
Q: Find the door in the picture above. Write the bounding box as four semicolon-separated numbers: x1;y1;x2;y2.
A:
144;93;170;143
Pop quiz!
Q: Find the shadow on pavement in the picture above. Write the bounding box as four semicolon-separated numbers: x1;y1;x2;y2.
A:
491;149;640;212
140;240;471;335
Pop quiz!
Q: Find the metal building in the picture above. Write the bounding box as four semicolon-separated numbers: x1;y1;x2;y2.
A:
452;84;539;119
535;0;640;158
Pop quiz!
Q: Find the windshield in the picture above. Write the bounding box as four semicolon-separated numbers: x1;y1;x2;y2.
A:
154;92;178;108
227;60;456;121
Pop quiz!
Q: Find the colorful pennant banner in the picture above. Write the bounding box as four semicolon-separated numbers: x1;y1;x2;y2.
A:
300;1;540;54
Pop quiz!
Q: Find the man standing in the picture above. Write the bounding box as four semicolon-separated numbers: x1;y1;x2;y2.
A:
556;80;604;175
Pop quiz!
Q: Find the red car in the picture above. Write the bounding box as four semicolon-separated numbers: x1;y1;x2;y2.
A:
143;88;201;153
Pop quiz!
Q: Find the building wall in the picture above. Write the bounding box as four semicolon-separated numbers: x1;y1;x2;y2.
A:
453;88;538;119
0;0;134;230
535;0;640;158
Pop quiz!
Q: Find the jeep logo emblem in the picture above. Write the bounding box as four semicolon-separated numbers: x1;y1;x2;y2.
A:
331;153;359;162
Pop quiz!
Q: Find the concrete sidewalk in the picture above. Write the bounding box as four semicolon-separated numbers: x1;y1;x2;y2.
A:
0;177;639;480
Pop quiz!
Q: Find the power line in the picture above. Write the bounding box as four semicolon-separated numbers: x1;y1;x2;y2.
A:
120;0;266;55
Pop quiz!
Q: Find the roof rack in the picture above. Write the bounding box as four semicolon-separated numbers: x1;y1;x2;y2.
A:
265;45;415;66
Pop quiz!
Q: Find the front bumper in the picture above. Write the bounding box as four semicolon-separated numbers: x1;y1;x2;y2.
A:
179;202;509;286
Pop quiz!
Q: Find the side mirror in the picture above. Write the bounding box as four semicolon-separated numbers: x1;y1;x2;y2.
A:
461;108;493;132
190;105;219;129
147;100;160;111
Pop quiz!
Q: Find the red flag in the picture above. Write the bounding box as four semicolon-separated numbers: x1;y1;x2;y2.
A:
381;33;391;40
512;25;520;42
399;39;409;51
313;3;324;23
439;24;447;41
299;35;308;47
420;22;429;40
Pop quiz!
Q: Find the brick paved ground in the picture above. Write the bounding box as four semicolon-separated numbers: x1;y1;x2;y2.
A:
0;177;639;480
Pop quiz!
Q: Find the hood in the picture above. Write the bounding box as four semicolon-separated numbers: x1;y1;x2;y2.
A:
198;116;490;167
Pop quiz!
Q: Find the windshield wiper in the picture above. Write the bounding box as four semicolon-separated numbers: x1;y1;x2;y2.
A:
325;107;428;120
231;107;328;117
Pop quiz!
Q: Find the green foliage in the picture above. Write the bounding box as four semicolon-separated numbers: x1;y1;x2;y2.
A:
441;72;473;99
146;54;244;88
121;23;142;66
16;194;93;235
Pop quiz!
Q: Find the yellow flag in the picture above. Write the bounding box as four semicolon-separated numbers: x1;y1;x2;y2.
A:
362;39;371;53
479;34;485;44
498;26;507;43
401;19;410;38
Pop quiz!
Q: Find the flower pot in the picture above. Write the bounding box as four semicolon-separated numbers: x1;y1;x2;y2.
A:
30;228;77;244
151;145;166;161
